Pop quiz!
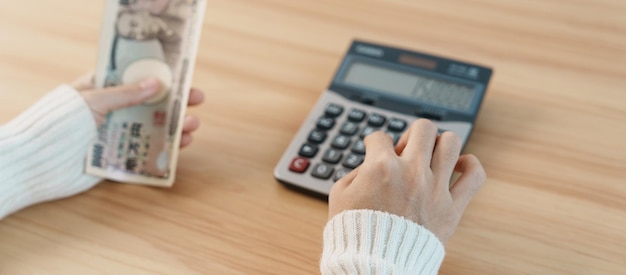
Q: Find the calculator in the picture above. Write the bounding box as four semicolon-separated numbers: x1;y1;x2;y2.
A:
274;40;493;196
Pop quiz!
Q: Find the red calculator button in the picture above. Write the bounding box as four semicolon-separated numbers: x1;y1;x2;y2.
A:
289;157;310;173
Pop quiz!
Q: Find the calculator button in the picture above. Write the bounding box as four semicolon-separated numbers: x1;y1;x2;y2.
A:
298;143;318;158
339;122;359;136
289;157;310;173
348;109;366;122
311;163;334;180
387;118;407;132
385;131;401;145
343;154;364;169
316;117;336;130
322;149;343;164
367;113;387;127
331;135;351;150
334;168;352;182
308;129;327;144
351;139;366;154
325;104;344;117
360;126;377;138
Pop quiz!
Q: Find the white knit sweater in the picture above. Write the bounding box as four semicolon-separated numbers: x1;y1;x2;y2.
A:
0;85;101;219
321;210;445;274
0;86;445;274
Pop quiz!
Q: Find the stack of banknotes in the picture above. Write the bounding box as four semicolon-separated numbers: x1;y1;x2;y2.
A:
86;0;207;187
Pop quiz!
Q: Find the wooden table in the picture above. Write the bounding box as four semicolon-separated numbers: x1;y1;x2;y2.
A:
1;0;625;274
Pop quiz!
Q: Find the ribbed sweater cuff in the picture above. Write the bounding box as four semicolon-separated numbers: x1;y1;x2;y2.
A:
0;85;102;219
321;210;445;275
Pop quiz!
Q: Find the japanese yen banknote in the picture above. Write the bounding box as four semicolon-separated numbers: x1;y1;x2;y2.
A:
86;0;207;186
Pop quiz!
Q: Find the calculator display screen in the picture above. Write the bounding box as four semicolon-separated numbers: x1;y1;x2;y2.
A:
342;61;476;112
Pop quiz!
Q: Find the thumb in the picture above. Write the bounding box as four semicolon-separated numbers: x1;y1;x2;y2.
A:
85;78;162;113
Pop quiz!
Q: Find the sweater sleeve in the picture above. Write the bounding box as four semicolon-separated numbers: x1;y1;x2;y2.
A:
0;85;102;219
320;210;445;275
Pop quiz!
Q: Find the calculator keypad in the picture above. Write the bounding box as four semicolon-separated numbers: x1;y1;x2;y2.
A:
291;103;409;182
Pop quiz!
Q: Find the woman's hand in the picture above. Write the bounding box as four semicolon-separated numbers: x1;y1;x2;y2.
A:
328;119;486;243
72;72;204;148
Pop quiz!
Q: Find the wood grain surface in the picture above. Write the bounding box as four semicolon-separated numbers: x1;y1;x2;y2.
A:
0;0;625;274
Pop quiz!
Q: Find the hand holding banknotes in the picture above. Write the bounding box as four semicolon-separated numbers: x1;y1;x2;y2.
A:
86;0;208;185
72;72;205;148
0;72;205;219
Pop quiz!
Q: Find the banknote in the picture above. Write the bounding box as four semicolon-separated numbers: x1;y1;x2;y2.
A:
86;0;207;187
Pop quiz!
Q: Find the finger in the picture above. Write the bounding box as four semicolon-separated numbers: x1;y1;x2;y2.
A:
362;131;396;166
431;131;462;186
400;119;438;165
329;166;360;204
336;166;360;186
182;115;200;133
395;125;410;155
179;133;193;148
84;78;161;113
187;88;205;106
450;154;487;211
330;169;356;195
72;71;96;91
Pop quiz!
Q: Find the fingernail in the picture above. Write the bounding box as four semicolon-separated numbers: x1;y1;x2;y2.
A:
139;78;161;93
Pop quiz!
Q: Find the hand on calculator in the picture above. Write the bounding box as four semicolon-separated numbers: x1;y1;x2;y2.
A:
327;119;486;243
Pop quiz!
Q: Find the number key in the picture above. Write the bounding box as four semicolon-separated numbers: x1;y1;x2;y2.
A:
387;118;407;132
360;126;377;138
322;148;343;164
368;113;386;127
298;143;318;158
351;139;366;154
339;122;359;136
316;117;335;130
333;168;352;182
325;104;344;117
331;135;351;149
343;154;364;169
348;109;366;122
308;129;327;144
311;163;334;180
